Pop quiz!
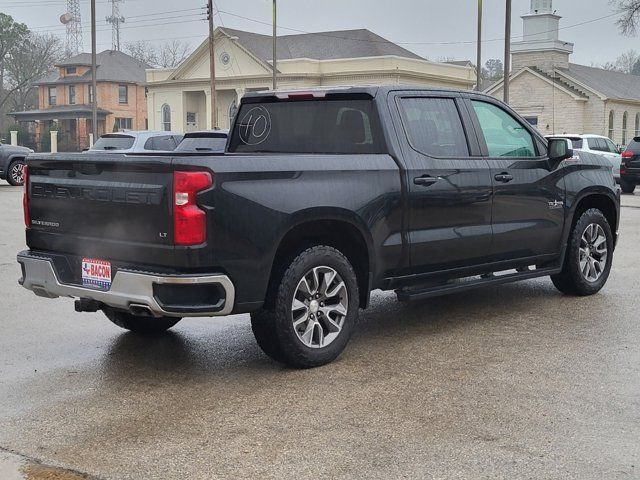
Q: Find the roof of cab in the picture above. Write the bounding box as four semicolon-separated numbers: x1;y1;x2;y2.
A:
242;85;497;100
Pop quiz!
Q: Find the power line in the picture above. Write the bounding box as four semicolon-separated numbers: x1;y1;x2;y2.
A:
28;10;206;32
215;9;619;46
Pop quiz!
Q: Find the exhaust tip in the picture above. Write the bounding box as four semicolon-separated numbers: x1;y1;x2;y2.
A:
129;304;157;317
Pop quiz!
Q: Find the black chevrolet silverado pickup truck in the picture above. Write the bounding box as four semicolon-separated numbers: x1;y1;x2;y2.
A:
18;86;620;368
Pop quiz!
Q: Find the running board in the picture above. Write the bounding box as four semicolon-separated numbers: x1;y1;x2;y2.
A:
395;267;561;302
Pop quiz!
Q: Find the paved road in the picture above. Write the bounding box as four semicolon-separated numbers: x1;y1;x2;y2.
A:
1;183;639;479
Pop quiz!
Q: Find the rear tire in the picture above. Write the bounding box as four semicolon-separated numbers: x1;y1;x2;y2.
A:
7;159;26;186
250;245;359;368
104;308;181;334
551;208;613;296
620;178;635;194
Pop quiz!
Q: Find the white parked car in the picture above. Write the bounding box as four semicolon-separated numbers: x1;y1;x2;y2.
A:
546;134;622;180
87;131;184;154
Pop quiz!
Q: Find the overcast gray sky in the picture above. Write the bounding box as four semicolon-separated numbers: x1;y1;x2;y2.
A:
1;0;637;67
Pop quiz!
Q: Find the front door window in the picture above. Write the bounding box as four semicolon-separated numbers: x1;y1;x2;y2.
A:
471;101;536;158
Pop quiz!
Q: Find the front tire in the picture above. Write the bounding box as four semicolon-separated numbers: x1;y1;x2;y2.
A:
620;178;635;194
551;208;613;296
104;308;181;334
7;159;26;186
251;245;359;368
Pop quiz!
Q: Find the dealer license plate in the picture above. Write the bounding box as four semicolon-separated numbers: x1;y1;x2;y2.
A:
81;258;112;290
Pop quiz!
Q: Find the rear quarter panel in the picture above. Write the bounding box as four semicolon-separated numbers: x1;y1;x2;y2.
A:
172;153;404;309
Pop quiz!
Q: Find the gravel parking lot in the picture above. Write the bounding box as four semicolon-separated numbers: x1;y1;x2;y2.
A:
1;183;639;480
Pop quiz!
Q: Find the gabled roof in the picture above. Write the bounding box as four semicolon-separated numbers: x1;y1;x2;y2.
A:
219;27;424;62
36;50;151;85
484;66;588;101
557;63;640;102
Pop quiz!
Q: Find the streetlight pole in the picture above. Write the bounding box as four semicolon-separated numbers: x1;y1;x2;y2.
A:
476;0;482;91
272;0;277;90
91;0;98;139
208;0;218;128
504;0;512;103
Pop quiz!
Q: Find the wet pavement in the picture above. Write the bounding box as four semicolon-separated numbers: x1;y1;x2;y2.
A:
1;183;639;479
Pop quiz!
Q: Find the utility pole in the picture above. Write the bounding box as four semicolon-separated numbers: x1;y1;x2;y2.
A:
91;0;98;140
476;0;482;91
272;0;277;90
207;0;218;128
503;0;512;103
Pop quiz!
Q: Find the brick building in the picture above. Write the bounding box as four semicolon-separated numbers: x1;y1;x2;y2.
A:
12;50;149;151
486;0;640;147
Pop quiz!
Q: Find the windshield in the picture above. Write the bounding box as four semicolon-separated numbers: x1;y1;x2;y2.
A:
176;136;227;152
228;98;385;154
91;135;135;150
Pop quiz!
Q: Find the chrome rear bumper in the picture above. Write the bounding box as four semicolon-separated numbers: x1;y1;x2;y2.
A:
17;251;235;318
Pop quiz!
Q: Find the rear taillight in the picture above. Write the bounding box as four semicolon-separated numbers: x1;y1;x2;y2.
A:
173;171;212;246
622;150;634;158
23;165;30;228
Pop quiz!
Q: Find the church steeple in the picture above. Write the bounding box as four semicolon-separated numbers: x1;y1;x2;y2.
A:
511;0;573;72
531;0;553;14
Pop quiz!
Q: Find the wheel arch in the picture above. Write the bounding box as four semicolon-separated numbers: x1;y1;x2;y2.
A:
266;210;374;309
569;191;619;245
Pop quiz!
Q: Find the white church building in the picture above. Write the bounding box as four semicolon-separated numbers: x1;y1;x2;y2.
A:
486;0;640;147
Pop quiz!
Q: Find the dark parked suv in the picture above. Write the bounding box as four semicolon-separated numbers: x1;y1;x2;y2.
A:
18;86;620;368
620;137;640;193
0;142;33;186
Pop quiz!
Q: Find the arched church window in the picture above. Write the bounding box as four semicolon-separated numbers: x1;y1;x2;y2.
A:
162;104;171;131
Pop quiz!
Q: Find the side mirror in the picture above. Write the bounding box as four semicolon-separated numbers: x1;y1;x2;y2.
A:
548;138;573;168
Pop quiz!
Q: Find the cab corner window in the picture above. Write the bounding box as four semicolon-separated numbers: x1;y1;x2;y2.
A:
399;97;469;158
471;100;536;158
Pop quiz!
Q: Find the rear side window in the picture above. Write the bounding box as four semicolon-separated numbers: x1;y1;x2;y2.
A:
144;135;178;151
228;98;384;154
604;138;618;153
588;138;610;152
472;101;536;158
91;135;134;150
399;97;469;157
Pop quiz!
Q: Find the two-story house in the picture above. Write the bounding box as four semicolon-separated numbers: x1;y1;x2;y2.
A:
12;50;149;151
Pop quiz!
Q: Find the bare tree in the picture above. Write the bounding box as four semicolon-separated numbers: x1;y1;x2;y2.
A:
124;40;158;67
1;32;61;136
613;0;640;35
600;49;640;73
157;40;192;68
124;39;192;69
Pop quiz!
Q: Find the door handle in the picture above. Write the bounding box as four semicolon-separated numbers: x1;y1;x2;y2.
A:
414;175;439;187
494;173;513;183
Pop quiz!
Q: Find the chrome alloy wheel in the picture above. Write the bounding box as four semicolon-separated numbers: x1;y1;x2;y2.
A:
579;223;608;283
10;162;25;185
291;266;348;349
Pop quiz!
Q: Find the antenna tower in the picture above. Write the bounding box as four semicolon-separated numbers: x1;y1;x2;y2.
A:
106;0;125;51
63;0;83;55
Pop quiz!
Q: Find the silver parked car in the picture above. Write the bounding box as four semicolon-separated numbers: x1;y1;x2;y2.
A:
546;134;622;180
87;131;184;154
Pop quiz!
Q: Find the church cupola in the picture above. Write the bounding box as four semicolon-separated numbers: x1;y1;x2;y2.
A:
511;0;574;73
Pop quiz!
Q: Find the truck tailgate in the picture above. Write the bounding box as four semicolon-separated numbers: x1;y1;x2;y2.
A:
26;153;175;265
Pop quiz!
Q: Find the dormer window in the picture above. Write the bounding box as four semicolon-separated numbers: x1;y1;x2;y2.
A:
66;67;77;75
